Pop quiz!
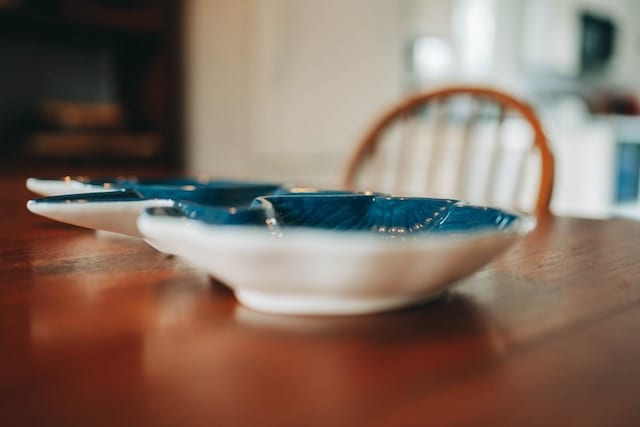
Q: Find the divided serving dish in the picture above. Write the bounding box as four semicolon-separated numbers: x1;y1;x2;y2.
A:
138;194;532;315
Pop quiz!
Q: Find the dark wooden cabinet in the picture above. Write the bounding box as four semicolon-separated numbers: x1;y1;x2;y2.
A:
0;0;183;170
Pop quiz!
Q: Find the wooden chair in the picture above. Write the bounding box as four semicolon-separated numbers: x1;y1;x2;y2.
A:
343;86;555;217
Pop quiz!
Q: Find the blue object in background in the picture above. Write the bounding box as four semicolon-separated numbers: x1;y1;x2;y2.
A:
615;142;640;203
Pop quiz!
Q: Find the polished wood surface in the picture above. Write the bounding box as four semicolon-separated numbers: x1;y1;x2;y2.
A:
2;174;639;426
344;85;555;218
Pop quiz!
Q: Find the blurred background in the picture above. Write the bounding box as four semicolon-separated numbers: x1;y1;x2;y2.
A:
1;0;640;218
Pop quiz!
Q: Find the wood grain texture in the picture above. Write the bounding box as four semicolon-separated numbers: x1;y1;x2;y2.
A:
1;171;639;426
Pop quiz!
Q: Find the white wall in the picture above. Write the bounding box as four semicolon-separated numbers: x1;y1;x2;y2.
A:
184;0;403;187
184;0;253;179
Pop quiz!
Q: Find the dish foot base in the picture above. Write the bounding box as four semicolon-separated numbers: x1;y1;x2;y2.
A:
234;289;444;316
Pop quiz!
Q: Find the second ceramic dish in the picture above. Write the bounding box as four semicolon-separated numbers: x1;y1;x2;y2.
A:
25;176;281;197
26;183;285;237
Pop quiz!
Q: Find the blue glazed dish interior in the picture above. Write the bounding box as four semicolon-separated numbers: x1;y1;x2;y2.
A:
147;194;520;236
29;186;358;213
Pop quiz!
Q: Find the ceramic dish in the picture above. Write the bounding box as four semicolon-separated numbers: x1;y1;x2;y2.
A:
26;183;285;237
137;195;534;316
26;185;354;238
25;176;278;197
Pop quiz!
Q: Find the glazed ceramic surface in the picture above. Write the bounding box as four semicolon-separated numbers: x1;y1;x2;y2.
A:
26;184;355;237
26;184;285;237
137;195;533;315
25;176;280;197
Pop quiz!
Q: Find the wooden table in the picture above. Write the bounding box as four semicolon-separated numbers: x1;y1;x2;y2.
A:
1;172;639;426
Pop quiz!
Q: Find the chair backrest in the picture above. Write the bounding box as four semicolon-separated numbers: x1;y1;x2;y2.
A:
343;86;555;217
